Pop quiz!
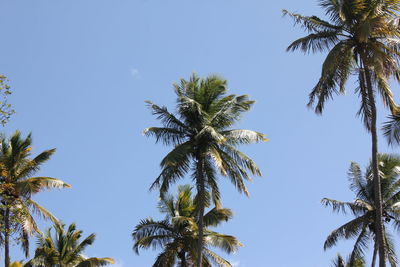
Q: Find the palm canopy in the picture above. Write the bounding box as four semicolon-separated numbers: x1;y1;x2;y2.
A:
25;223;115;267
132;184;242;267
284;0;400;129
0;131;70;265
323;154;400;266
145;73;266;203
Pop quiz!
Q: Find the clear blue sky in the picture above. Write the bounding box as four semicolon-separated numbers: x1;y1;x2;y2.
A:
1;0;399;266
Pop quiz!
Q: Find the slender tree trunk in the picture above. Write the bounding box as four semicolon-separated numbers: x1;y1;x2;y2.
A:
4;206;10;267
196;157;205;267
364;67;386;267
372;240;378;267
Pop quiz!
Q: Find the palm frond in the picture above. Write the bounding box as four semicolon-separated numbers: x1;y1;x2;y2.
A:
16;177;71;196
283;9;343;32
222;129;268;145
203;248;232;267
143;127;187;146
324;215;368;250
132;218;175;254
204;232;242;254
383;113;400;146
26;199;58;224
145;101;188;133
349;224;369;265
75;257;115;266
321;198;367;216
150;141;193;196
203;208;233;227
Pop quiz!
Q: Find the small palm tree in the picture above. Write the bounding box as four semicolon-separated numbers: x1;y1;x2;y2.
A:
145;73;265;266
284;2;400;266
132;185;242;267
322;154;400;267
331;254;365;267
26;223;115;267
0;131;71;267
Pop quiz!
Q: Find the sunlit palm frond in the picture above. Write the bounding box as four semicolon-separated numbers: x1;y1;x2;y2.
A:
16;177;70;197
223;129;268;145
321;198;368;216
203;248;232;267
204;232;242;254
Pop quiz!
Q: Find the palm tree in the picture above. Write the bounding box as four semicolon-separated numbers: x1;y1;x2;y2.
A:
0;131;71;267
144;73;265;266
26;223;115;267
132;184;242;267
284;1;400;266
322;154;400;267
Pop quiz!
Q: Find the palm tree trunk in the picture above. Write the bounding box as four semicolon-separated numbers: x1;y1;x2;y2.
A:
4;206;10;267
364;67;386;267
196;157;205;267
372;240;378;267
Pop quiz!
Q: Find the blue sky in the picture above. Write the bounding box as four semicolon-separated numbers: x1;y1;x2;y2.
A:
1;0;399;266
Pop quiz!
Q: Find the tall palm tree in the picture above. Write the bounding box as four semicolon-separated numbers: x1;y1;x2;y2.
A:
132;185;242;267
322;154;400;267
284;1;400;266
144;73;265;266
26;223;115;267
0;131;71;267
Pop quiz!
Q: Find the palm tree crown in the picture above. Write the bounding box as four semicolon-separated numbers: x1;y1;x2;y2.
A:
145;73;266;201
26;223;115;267
132;185;242;267
284;0;400;123
323;154;400;267
0;131;70;266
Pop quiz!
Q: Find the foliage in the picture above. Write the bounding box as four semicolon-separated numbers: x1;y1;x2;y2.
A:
331;254;365;267
284;2;400;265
0;130;70;265
283;0;400;127
145;73;265;265
26;223;115;267
132;185;242;267
0;75;14;126
145;73;266;201
322;154;400;267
